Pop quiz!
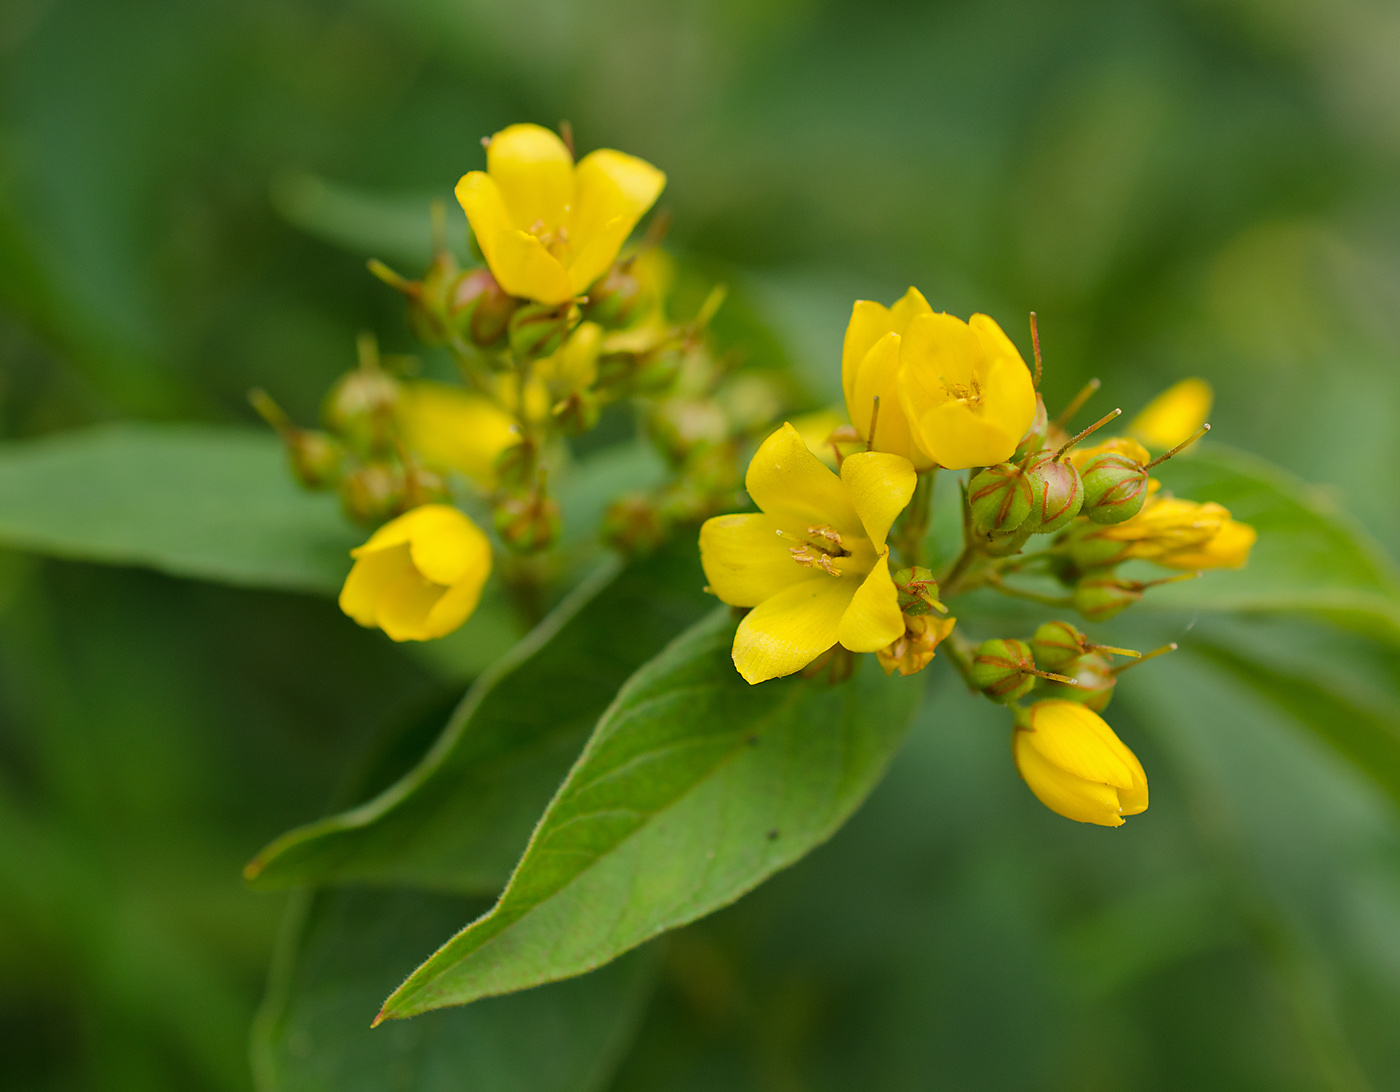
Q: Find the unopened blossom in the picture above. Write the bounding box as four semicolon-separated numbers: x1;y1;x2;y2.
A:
456;123;665;305
339;504;491;641
700;423;916;684
1130;378;1212;450
1013;700;1148;826
896;311;1038;469
842;288;937;469
1087;494;1256;570
399;381;517;488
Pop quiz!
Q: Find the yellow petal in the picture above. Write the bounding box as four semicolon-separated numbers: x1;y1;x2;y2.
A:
837;549;905;652
900;311;983;390
1024;701;1135;790
486;123;574;233
454;171;511;271
732;576;854;685
400;381;517;486
376;560;449;642
979;353;1038;446
841;300;894;407
1014;729;1125;826
699;513;823;607
907;400;1020;470
847;333;934;468
405;505;492;587
485;228;574;304
744;423;862;538
1157;519;1257;570
339;544;415;627
968;312;1026;373
1130;378;1212;450
839;451;916;548
423;560;491;638
785;408;850;467
886;286;933;331
567;149;665;290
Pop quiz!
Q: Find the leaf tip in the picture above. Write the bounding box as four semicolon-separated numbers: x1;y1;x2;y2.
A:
370;1010;388;1029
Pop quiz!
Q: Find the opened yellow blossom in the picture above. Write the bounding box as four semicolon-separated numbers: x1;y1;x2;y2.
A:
897;311;1037;469
842;288;936;469
700;423;916;684
339;504;491;641
399;381;517;488
1130;378;1212;449
456;124;666;305
1013;700;1148;827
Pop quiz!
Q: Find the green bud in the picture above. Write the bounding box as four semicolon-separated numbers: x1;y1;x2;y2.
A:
892;567;943;616
984;520;1036;558
323;367;401;456
601;494;671;557
493;490;560;554
1080;452;1149;525
1030;620;1090;672
403;465;450;508
649;398;730;464
492;440;538;494
582;261;642;329
340;463;404;526
1022;452;1084;534
508;301;578;360
283;429;344;490
1013;393;1049;460
970;638;1037;704
1066;526;1133;570
968;463;1033;537
451;268;517;348
551;391;602;436
1072;574;1143;623
1036;652;1116;712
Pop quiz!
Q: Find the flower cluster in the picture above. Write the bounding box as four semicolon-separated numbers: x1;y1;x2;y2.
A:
257;125;1256;830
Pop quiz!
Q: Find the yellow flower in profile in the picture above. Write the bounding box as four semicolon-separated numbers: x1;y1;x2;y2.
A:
896;312;1037;469
1013;700;1148;827
339;504;491;641
699;423;916;684
1092;494;1256;570
399;381;517;488
841;288;936;469
1130;378;1212;449
456;124;666;305
1155;514;1257;570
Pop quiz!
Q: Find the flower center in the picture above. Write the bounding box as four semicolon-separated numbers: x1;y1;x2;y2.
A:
527;218;571;259
940;376;983;408
779;525;851;577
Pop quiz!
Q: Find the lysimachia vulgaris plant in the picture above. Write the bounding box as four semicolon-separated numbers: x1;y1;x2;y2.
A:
251;122;1255;1022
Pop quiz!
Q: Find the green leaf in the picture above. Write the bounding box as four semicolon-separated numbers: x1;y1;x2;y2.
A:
252;887;655;1092
1188;639;1400;810
245;544;713;893
377;608;924;1020
0;424;357;594
1147;444;1400;642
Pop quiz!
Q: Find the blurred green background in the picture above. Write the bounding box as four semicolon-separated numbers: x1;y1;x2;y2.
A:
3;0;1400;1088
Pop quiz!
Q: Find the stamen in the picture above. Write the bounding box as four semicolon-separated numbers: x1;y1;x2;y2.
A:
789;545;840;576
1029;312;1043;390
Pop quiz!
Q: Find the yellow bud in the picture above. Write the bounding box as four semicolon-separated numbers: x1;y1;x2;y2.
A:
1129;378;1212;450
876;614;956;677
1012;701;1148;826
338;504;492;641
398;381;517;489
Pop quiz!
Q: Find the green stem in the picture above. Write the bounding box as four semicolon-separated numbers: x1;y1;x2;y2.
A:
894;469;936;569
986;574;1073;608
942;629;980;693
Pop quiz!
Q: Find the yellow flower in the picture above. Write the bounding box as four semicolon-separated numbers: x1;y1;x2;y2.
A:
1093;494;1256;570
1013;700;1148;827
456;124;666;305
699;423;916;684
1130;378;1212;449
538;320;603;400
876;614;957;677
399;381;517;488
1154;513;1257;570
339;504;491;641
842;288;936;469
896;311;1037;469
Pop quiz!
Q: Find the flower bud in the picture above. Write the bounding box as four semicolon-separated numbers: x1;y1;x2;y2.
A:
1080;452;1149;524
602;493;671;557
970;638;1037;703
323;367;401;457
877;614;956;677
968;463;1032;537
892;566;943;616
508;301;579;361
1036;652;1116;712
451;268;517;348
1022;451;1083;534
283;428;344;490
1012;700;1147;825
1072;574;1143;623
552;391;602;435
1065;525;1134;570
649;398;730;464
1030;620;1090;672
582;261;643;329
340;463;405;526
1013;393;1049;459
493;490;560;554
984;521;1036;557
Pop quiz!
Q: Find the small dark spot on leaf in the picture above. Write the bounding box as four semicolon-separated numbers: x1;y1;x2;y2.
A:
747;734;759;747
767;829;780;840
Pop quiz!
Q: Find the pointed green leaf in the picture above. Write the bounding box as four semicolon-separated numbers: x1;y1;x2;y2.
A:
378;608;924;1019
252;887;655;1092
0;424;356;593
1148;444;1400;642
245;545;713;893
